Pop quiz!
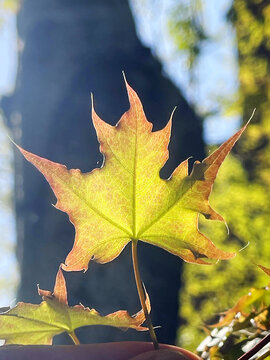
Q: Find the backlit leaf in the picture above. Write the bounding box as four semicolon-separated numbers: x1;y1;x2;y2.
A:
17;79;248;271
0;269;149;345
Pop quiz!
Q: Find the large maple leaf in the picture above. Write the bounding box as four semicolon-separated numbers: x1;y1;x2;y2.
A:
0;269;149;345
17;79;248;271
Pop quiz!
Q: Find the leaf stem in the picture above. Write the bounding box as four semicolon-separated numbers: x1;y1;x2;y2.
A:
132;239;159;350
68;331;81;345
237;333;270;360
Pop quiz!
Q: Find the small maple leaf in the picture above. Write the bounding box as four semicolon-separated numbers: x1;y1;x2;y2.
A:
17;78;249;271
0;269;150;345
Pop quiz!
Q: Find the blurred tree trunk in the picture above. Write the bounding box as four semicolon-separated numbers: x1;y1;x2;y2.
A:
2;0;204;345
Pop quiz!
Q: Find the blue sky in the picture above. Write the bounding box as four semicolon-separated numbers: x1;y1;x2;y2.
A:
131;0;240;143
0;9;17;95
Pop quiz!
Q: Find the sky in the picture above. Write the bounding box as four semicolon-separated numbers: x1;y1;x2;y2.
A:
0;8;18;308
0;0;241;308
131;0;240;143
0;9;17;95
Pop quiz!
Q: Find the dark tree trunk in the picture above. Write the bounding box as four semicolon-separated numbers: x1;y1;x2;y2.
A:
2;0;204;345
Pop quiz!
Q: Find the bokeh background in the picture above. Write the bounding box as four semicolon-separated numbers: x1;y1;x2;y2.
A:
0;0;269;351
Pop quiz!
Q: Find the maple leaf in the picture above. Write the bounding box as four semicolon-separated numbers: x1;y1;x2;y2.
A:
17;79;248;271
0;269;150;345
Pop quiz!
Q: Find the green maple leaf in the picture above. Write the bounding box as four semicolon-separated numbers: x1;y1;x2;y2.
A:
0;268;149;345
17;79;248;271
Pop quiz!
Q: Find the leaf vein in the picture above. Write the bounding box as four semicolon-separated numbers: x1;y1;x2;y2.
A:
54;171;132;237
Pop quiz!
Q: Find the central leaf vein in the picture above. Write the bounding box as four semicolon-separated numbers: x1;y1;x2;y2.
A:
131;92;138;237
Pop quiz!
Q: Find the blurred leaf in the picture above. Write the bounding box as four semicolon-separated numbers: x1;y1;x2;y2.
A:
210;287;265;328
258;264;270;278
196;286;270;359
2;0;20;12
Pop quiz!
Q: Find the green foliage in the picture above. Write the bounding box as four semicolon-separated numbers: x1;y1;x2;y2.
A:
228;0;270;185
179;154;270;350
168;0;206;68
178;0;270;352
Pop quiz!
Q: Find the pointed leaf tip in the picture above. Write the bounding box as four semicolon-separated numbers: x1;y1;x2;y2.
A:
122;70;127;84
258;264;270;277
53;268;68;305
